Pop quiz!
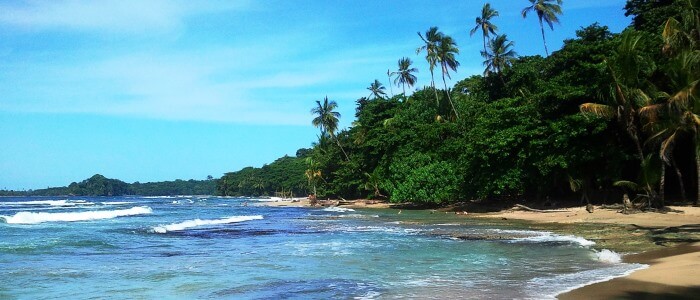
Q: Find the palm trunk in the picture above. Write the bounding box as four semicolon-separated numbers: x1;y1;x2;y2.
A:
387;72;394;97
660;160;666;207
483;35;487;55
671;156;687;202
696;140;700;205
441;68;459;120
402;83;406;95
334;136;350;161
539;19;549;56
430;69;439;105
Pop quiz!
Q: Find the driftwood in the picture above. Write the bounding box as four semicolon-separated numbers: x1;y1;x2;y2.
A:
514;204;566;213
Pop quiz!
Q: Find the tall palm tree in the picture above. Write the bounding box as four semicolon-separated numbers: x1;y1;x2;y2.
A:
367;79;387;100
470;3;500;54
481;34;517;77
311;97;349;161
417;27;444;103
391;57;418;95
437;35;460;119
522;0;563;56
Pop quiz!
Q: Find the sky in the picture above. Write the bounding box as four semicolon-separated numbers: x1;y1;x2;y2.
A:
0;0;632;190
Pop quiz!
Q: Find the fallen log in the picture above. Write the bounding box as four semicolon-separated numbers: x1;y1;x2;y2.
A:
514;204;567;213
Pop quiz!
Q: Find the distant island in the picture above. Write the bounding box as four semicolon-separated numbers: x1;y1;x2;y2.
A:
0;148;311;197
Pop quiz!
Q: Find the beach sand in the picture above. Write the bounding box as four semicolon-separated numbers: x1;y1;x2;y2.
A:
258;199;699;299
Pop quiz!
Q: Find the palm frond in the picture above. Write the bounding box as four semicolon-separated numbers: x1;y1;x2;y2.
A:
613;180;640;191
579;103;615;119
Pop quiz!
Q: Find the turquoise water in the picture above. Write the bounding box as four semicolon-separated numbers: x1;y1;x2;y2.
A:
0;196;645;299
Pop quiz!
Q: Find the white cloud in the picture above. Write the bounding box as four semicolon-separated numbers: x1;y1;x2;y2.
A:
0;0;252;33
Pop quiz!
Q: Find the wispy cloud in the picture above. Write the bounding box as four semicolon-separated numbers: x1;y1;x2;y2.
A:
0;0;252;34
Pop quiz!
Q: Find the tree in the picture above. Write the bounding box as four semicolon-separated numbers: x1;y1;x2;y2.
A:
470;3;500;54
482;34;517;77
367;79;387;100
437;35;461;119
311;97;350;161
522;0;563;56
391;57;419;95
417;27;444;103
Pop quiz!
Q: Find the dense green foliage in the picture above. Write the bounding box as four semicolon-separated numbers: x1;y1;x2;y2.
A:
216;152;309;197
296;0;699;207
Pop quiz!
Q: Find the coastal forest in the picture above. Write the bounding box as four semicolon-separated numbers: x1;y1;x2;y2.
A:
217;0;700;208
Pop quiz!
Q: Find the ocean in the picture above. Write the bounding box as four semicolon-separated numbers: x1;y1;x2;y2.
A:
0;196;646;299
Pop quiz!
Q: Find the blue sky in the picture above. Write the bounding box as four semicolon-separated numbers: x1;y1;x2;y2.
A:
0;0;632;190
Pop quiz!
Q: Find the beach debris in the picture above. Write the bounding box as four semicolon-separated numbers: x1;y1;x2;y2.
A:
514;204;566;213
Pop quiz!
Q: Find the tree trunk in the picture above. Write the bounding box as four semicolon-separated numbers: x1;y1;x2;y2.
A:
696;145;700;205
387;72;394;97
441;68;459;120
539;18;549;56
671;156;687;202
335;137;350;161
660;160;666;207
430;69;439;106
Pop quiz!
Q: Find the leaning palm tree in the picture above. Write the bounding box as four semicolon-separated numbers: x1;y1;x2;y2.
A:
481;34;517;77
581;30;660;205
470;3;500;54
522;0;563;56
367;79;387;100
417;27;444;103
437;35;460;119
391;57;419;95
311;97;349;161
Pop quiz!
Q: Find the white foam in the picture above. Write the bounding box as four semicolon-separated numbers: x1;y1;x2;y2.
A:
528;263;649;299
0;200;93;207
323;207;355;212
152;215;263;233
508;231;596;247
100;201;135;205
593;249;623;264
0;206;152;224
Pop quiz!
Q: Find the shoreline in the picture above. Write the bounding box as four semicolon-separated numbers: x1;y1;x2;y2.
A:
257;199;700;299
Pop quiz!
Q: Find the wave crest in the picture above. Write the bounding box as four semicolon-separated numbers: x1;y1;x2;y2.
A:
0;206;153;224
594;249;623;263
153;215;263;233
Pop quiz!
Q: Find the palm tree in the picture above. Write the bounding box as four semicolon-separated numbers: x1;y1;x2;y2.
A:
305;157;322;198
386;69;394;97
311;97;350;161
470;3;500;54
581;30;659;205
437;35;460;119
481;34;517;77
522;0;563;56
367;79;387;100
580;31;650;163
391;57;418;95
417;27;444;103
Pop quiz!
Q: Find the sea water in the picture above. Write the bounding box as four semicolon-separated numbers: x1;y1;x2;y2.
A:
0;196;646;299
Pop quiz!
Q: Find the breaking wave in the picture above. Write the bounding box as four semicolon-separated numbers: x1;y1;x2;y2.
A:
508;231;596;247
152;215;263;233
593;249;623;263
0;206;153;224
0;200;93;207
323;207;355;213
